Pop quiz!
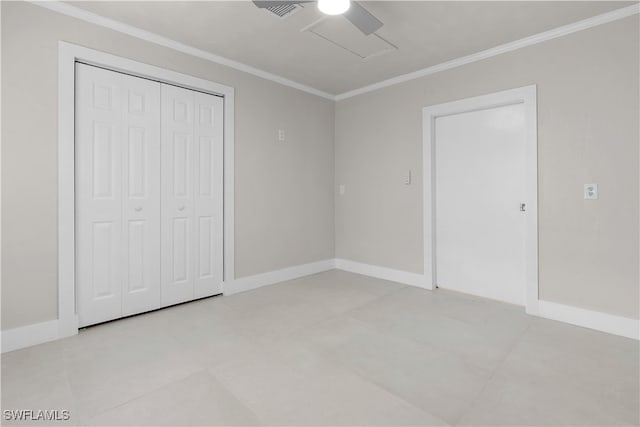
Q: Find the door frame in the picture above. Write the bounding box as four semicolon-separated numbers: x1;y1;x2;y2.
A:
58;42;235;337
422;85;539;314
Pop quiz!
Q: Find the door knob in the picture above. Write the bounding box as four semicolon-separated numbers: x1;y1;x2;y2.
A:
178;205;185;211
520;203;526;212
134;206;143;212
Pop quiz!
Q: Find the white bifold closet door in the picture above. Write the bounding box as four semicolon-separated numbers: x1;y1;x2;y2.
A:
76;64;224;327
161;84;224;306
76;63;162;326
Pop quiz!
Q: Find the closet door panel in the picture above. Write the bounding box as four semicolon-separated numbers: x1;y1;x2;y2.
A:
77;65;225;325
121;78;162;316
76;64;162;326
161;84;196;306
193;91;224;298
76;64;125;327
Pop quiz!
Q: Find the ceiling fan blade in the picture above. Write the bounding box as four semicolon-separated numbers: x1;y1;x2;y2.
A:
252;1;313;8
344;1;383;35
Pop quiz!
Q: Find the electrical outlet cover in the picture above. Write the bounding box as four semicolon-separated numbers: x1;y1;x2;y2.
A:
584;183;598;200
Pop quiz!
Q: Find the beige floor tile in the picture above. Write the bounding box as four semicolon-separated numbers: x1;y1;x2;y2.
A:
66;329;205;418
317;324;493;425
482;317;640;426
1;370;78;426
1;339;69;385
85;371;261;426
2;270;637;426
224;298;337;345
458;349;635;426
348;287;523;371
210;340;447;426
288;314;375;351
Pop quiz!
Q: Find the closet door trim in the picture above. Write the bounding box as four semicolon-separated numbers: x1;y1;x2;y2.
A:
58;42;235;337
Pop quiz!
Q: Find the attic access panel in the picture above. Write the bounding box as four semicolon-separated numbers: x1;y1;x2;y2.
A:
302;17;397;60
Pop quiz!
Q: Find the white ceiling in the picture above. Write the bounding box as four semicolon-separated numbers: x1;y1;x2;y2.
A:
68;1;635;95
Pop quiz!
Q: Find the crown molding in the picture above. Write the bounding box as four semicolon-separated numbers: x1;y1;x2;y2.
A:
29;1;639;102
335;3;640;101
29;0;336;100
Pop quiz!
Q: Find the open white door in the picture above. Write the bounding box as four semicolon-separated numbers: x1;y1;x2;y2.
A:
423;86;538;311
435;104;526;305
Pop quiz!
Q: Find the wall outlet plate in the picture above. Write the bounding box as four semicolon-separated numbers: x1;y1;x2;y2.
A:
584;183;598;200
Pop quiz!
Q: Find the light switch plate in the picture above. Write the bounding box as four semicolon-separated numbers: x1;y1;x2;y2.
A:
339;185;345;195
278;129;285;142
584;184;598;200
404;170;412;185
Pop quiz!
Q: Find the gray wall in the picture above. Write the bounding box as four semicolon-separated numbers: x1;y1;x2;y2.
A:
1;1;335;330
2;2;638;332
335;16;639;319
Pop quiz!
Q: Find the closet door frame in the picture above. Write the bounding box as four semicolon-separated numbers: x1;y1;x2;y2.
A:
58;42;235;338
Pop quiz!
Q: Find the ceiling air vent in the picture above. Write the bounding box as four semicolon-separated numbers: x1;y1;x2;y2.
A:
265;3;303;19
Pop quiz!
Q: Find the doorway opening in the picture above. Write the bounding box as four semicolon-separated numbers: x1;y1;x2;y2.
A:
422;86;539;314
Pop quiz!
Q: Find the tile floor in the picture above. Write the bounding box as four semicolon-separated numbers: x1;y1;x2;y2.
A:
2;270;638;426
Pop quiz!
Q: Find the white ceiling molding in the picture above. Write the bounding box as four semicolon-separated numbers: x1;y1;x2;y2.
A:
335;3;640;101
30;1;336;100
30;1;639;102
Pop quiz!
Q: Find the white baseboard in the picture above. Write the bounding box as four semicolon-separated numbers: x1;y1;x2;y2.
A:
333;259;638;340
223;259;336;296
334;258;429;289
536;300;639;340
2;259;336;353
4;261;637;353
1;315;80;353
2;319;60;353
